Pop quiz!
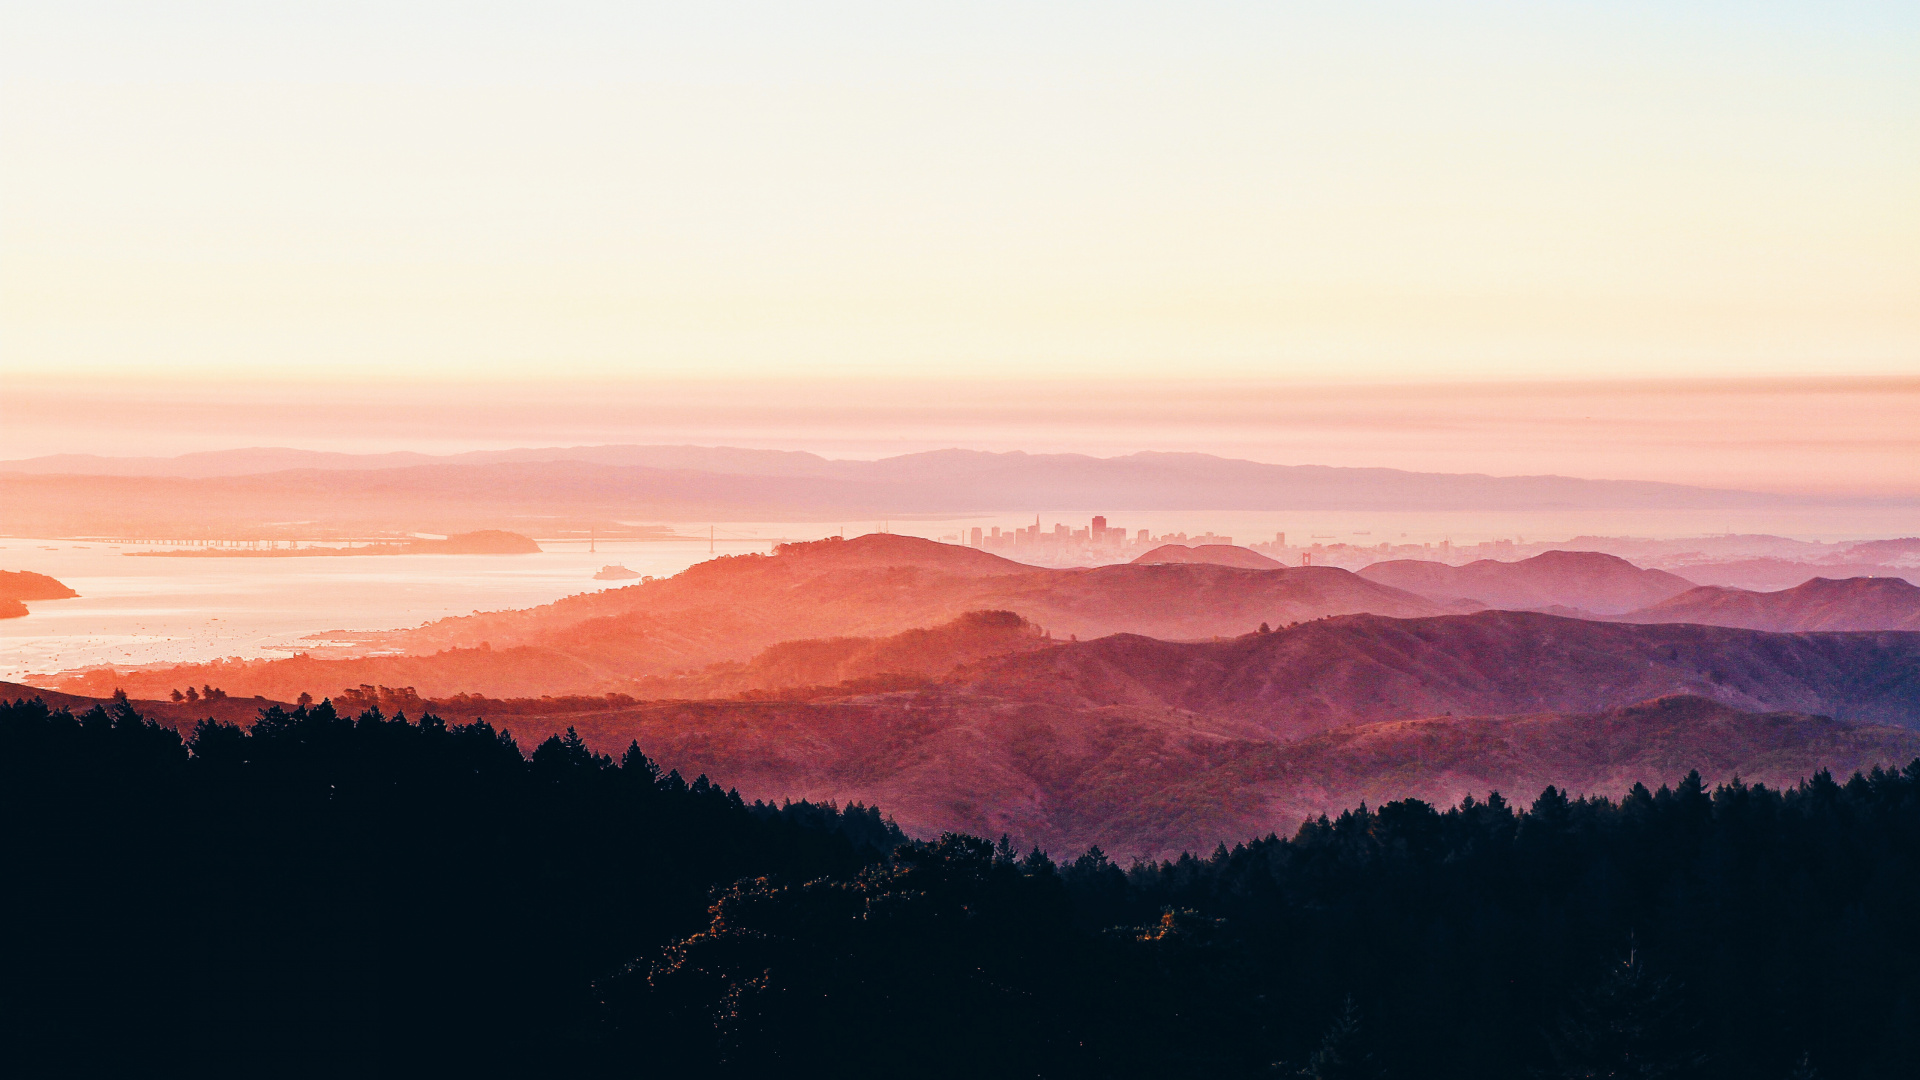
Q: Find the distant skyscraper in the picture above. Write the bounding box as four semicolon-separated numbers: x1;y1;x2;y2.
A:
970;527;983;547
1091;515;1107;540
1276;531;1286;547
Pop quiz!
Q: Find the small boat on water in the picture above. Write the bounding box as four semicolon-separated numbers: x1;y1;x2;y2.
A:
593;564;643;581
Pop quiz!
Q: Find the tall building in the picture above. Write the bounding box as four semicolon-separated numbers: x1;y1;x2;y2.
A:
1275;531;1286;547
970;527;983;547
1091;515;1108;540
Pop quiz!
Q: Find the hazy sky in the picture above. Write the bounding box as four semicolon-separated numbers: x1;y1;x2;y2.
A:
3;3;1916;486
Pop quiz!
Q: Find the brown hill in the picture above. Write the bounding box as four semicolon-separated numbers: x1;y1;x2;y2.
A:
55;534;1450;700
1131;544;1283;570
1623;576;1920;632
628;610;1051;698
402;688;1920;858
1358;550;1696;615
956;610;1920;735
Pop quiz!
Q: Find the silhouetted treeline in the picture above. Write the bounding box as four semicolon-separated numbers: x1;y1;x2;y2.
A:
4;695;1918;1078
0;695;899;1078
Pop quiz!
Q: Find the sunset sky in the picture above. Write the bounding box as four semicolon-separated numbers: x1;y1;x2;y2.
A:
3;2;1916;489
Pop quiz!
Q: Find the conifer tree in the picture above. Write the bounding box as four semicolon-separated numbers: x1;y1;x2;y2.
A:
1547;943;1705;1079
1281;995;1386;1080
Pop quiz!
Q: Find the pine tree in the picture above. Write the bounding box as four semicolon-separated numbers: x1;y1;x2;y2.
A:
1547;943;1705;1079
1280;995;1385;1080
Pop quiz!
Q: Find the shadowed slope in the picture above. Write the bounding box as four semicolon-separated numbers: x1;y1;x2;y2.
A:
1623;576;1920;631
405;687;1920;857
629;610;1051;698
957;611;1920;734
1358;550;1695;615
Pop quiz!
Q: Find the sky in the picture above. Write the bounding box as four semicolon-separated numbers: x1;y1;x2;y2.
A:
2;2;1917;488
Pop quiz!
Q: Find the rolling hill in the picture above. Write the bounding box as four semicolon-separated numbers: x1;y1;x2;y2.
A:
379;685;1920;857
1358;550;1697;615
1623;576;1920;632
956;610;1920;735
1131;544;1283;569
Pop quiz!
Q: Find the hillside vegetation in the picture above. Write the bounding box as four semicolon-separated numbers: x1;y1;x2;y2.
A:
5;692;1916;1078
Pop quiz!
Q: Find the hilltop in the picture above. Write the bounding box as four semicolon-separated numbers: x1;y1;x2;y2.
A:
1131;543;1282;569
1624;576;1920;632
1359;549;1696;615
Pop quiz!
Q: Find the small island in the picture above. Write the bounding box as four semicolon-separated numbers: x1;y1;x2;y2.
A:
0;570;80;619
128;530;542;557
593;564;643;580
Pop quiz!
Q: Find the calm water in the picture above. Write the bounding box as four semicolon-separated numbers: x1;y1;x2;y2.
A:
6;504;1914;682
0;536;783;682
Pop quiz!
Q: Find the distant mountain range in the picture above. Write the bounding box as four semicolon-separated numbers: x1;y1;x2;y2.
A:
3;444;1892;536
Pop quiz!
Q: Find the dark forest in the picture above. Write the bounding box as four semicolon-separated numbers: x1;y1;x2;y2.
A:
4;694;1914;1079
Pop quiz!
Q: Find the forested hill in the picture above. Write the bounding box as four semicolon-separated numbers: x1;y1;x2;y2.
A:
5;692;1918;1078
